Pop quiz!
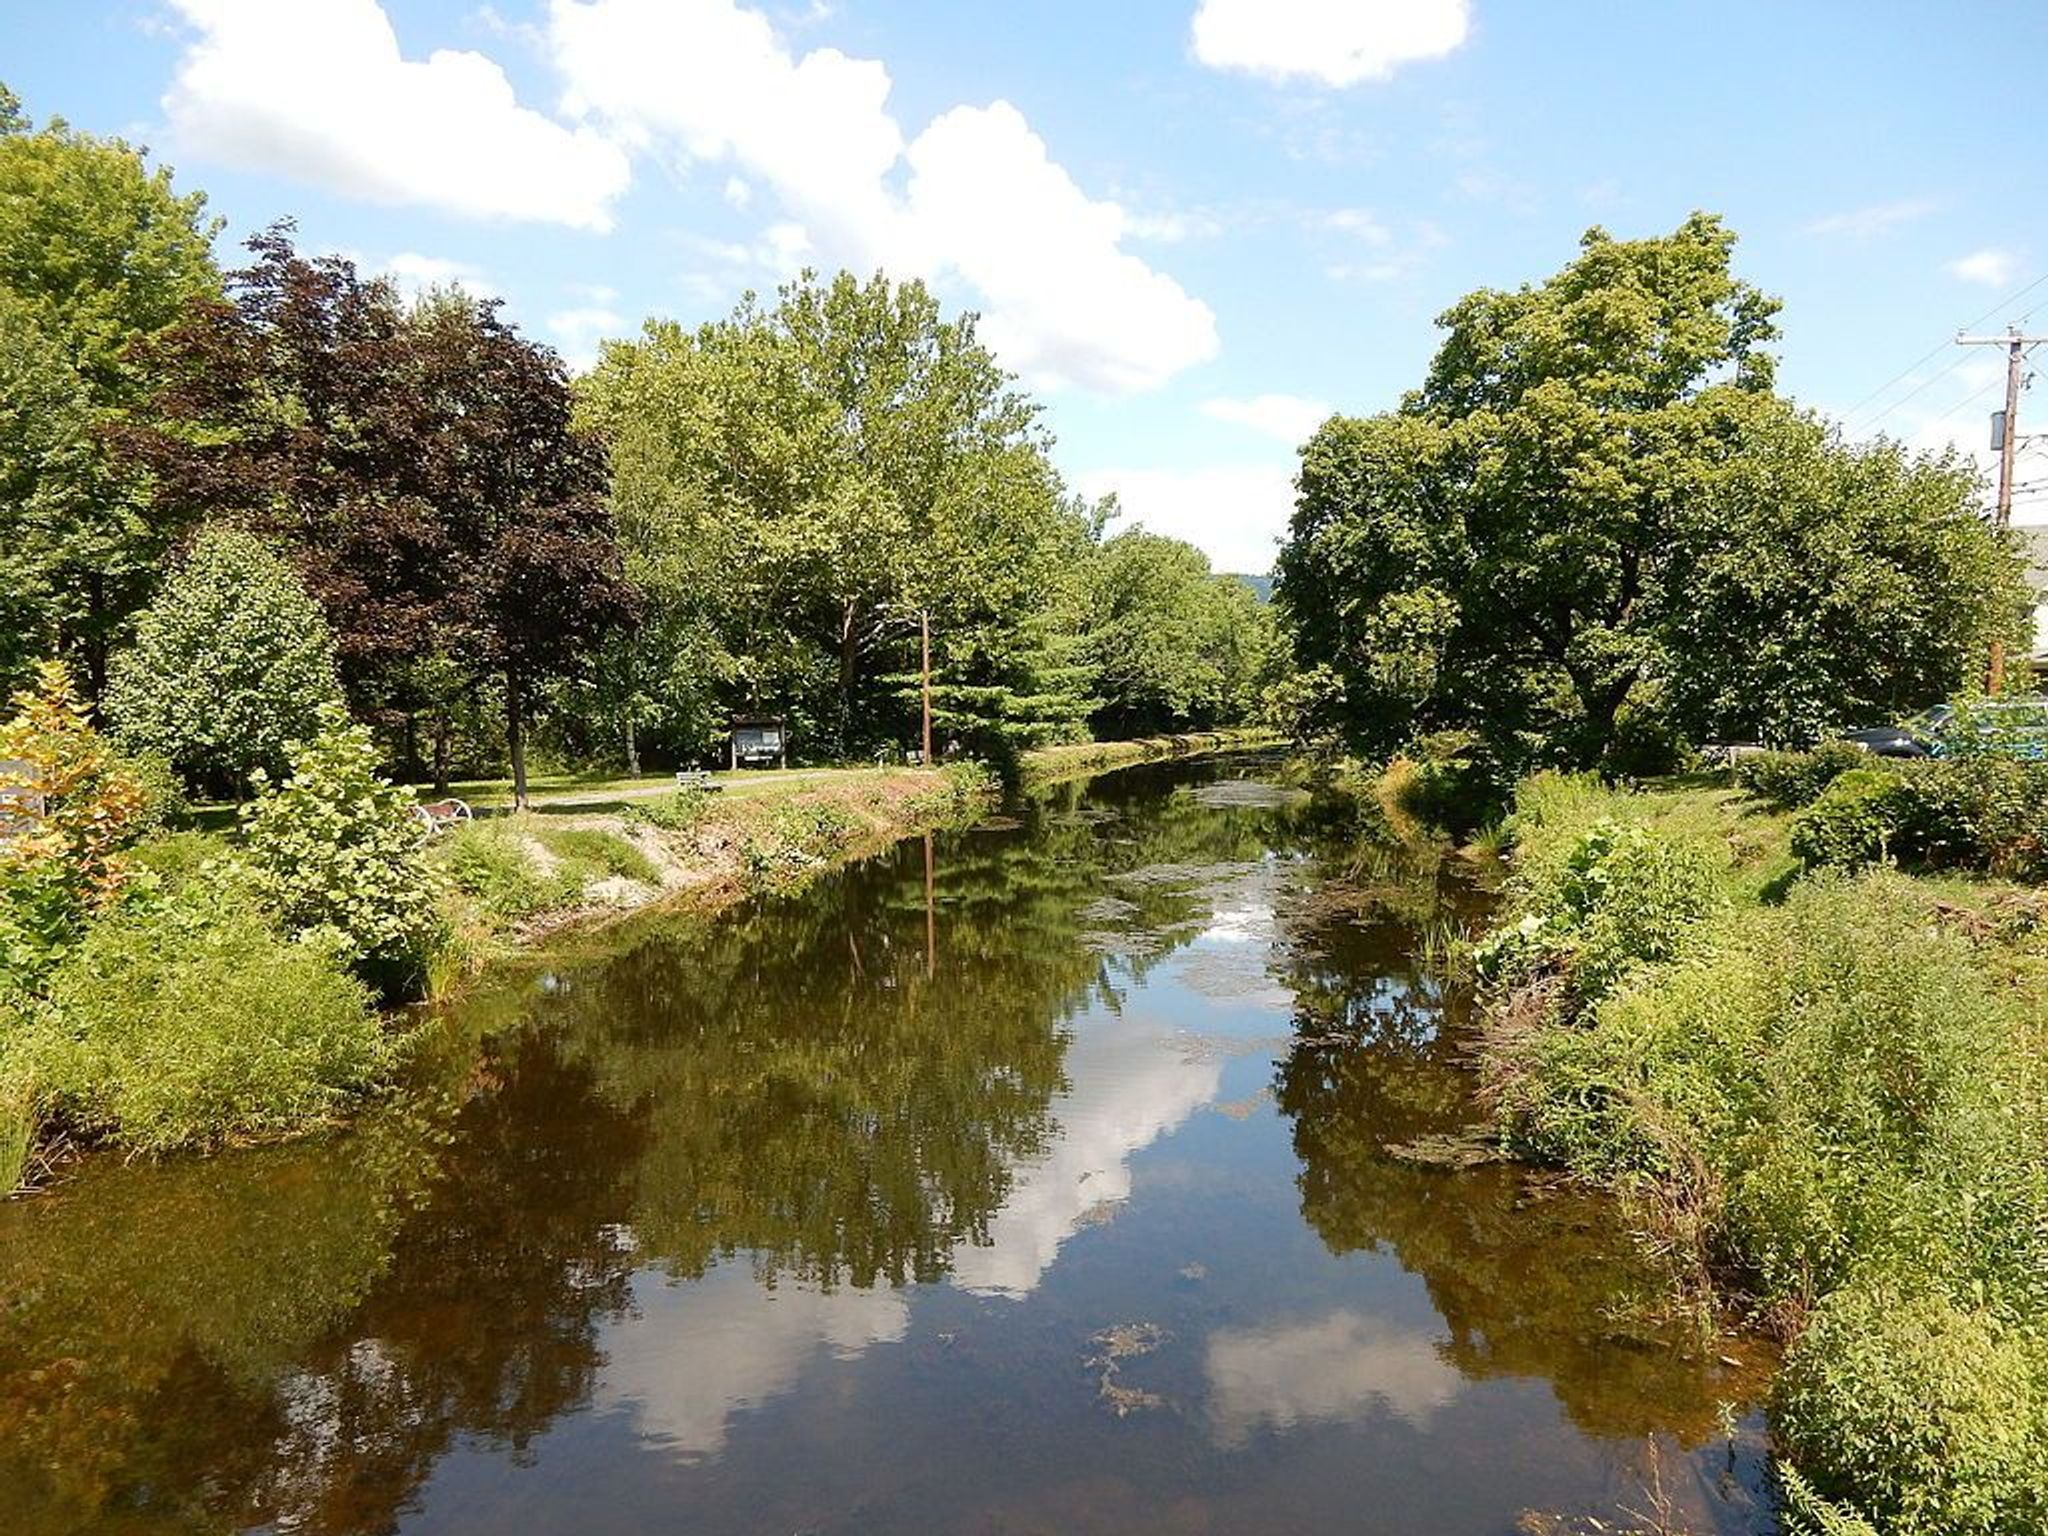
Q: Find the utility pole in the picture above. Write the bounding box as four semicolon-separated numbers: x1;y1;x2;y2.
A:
1956;327;2046;692
919;608;934;767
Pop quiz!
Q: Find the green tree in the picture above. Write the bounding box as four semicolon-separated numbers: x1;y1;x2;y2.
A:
123;233;633;807
579;271;1100;763
103;525;343;797
0;88;220;694
1277;214;2018;767
1080;529;1278;737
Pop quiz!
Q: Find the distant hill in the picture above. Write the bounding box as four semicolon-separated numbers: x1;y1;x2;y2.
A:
1226;572;1274;603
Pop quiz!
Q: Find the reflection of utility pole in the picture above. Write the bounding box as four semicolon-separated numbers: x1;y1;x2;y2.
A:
922;832;936;980
1956;327;2046;691
920;608;934;766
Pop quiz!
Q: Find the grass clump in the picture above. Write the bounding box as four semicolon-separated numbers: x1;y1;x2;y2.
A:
18;870;387;1153
742;799;858;889
434;820;574;920
623;787;711;832
532;824;660;886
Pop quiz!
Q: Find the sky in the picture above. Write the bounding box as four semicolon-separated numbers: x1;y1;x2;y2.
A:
7;0;2048;572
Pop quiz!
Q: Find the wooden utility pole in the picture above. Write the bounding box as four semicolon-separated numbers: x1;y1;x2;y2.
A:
920;608;934;766
1956;328;2045;692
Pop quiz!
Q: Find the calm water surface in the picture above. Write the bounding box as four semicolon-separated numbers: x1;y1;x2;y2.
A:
0;760;1774;1535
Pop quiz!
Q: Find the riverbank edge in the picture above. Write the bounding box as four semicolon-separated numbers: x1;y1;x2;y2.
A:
1016;728;1285;791
440;728;1284;970
1463;769;2048;1535
5;733;1276;1194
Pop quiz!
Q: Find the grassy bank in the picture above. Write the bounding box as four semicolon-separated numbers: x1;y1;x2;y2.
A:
4;732;1273;1192
1470;769;2048;1535
1018;727;1283;790
428;762;997;974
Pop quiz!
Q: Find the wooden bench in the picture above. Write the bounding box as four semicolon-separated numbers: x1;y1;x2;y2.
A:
409;797;473;835
675;769;723;793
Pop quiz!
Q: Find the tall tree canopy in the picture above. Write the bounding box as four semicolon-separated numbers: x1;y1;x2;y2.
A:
0;87;220;695
1080;530;1279;738
122;230;632;805
579;271;1102;763
1277;213;2023;768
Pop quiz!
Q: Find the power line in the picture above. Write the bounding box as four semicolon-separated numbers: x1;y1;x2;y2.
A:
1840;269;2048;430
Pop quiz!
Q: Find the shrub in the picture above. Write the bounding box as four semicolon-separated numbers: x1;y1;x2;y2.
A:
1776;1279;2048;1536
24;870;386;1153
1476;819;1727;1002
1791;768;1908;870
104;525;343;798
623;788;711;832
0;661;148;988
1739;741;1870;809
742;800;858;888
241;705;441;997
1891;755;2048;881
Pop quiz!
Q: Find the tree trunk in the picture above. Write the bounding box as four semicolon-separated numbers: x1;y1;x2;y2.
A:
507;669;530;811
624;713;640;777
839;598;861;751
432;711;451;795
402;711;420;782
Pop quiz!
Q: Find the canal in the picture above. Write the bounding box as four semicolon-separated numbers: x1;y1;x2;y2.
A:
0;757;1772;1535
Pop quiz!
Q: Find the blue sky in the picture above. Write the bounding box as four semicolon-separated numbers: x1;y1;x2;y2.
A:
8;0;2048;570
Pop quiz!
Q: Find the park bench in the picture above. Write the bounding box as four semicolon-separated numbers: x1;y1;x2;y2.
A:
675;768;723;793
410;797;473;835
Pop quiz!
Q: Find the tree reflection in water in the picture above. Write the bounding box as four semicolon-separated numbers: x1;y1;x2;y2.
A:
0;761;1770;1536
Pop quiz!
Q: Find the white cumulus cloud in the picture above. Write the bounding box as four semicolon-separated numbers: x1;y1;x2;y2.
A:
162;0;631;230
1080;462;1297;574
1201;394;1331;445
1802;198;1936;239
1191;0;1472;87
547;304;626;370
1948;248;2023;288
547;0;1217;393
381;251;496;299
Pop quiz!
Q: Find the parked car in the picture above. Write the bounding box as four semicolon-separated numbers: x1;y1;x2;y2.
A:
1835;698;2048;760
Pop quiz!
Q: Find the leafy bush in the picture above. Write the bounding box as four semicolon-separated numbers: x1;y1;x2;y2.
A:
1483;863;2048;1531
1390;731;1508;837
623;788;711;832
104;525;343;798
241;705;442;998
1476;819;1727;1002
1890;755;2048;881
1739;741;1871;809
1776;1279;2048;1536
22;870;386;1153
742;800;858;888
1791;767;1910;870
0;661;148;989
119;750;190;837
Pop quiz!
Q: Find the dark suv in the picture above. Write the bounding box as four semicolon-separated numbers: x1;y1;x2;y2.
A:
1837;698;2048;760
